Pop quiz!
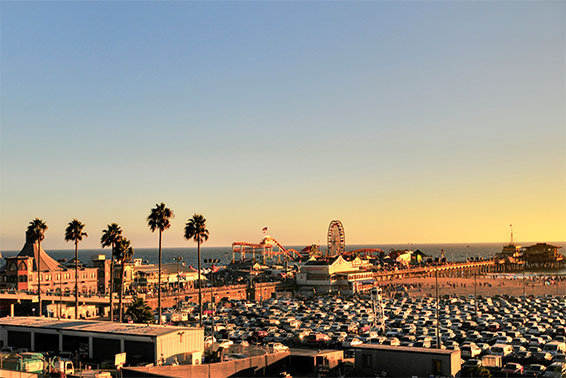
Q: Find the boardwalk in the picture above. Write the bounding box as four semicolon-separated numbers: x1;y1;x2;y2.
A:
373;260;497;281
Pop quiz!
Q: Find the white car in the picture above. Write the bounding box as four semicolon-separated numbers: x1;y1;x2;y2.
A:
342;338;363;348
461;343;482;359
269;343;289;353
216;339;234;349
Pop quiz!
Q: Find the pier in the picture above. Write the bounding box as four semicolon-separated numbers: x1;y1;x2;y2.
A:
372;260;498;282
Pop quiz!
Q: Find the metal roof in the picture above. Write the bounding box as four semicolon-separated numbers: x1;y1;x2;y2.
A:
355;344;458;355
0;316;202;338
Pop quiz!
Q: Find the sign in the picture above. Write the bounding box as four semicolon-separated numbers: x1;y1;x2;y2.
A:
115;352;126;369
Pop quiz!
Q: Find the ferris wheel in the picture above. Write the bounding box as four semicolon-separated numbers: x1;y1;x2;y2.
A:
327;220;345;256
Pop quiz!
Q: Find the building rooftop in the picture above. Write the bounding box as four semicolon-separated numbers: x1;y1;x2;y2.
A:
290;348;343;357
304;256;340;266
0;316;202;337
355;344;458;355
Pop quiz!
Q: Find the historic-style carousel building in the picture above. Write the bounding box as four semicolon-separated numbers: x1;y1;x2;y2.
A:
0;233;99;294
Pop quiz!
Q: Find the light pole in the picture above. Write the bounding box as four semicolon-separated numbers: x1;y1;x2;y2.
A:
172;257;183;311
57;259;67;320
205;258;219;337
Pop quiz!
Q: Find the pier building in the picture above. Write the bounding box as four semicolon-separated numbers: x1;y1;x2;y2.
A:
296;255;374;295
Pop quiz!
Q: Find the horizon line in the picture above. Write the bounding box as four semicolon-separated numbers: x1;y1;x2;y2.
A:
1;240;564;253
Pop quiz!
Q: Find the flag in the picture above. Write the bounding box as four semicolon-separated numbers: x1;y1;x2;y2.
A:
262;226;268;234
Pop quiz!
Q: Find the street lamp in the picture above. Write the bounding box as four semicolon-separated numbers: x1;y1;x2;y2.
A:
57;259;67;319
172;257;183;311
204;258;220;337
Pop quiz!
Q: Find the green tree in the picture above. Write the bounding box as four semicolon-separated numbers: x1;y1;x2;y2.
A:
64;219;88;320
114;237;134;322
147;203;174;325
184;214;209;327
125;297;154;324
101;223;122;321
26;218;48;316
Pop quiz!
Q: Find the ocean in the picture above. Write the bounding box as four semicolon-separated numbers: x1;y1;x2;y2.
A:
1;242;565;273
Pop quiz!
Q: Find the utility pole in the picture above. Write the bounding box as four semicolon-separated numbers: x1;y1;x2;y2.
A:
435;269;440;349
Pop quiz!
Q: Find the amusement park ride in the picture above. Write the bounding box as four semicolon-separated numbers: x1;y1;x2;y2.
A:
231;220;385;264
231;220;387;333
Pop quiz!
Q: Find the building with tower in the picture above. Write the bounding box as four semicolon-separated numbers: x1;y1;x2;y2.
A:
0;233;99;294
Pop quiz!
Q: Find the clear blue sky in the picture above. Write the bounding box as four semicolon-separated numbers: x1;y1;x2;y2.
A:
1;1;564;250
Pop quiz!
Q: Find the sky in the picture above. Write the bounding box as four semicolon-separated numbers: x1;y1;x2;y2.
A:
0;1;565;250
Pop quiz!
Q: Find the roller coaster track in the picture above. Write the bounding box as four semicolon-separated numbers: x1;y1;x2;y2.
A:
232;237;305;262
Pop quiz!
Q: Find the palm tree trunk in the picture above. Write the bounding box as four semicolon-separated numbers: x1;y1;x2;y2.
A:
75;240;79;319
158;230;162;325
119;263;124;322
109;246;114;322
38;240;42;317
197;238;202;327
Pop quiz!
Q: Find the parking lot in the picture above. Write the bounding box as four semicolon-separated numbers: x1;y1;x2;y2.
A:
203;294;565;376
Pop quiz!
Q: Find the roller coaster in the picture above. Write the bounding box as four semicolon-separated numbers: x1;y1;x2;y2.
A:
231;221;386;264
231;236;304;264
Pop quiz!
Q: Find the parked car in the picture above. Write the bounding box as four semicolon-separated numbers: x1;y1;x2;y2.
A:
501;362;524;375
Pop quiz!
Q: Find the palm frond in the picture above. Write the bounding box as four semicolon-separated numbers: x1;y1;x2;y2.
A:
184;213;209;244
101;223;122;248
64;219;87;243
26;218;48;243
147;202;174;232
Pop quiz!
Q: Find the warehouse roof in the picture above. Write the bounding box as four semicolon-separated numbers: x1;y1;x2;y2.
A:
0;316;201;337
355;344;458;355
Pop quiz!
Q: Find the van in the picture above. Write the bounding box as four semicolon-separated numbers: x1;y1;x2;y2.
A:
482;355;502;368
543;341;566;356
489;344;513;357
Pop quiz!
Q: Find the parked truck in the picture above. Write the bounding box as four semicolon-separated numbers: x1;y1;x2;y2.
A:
1;352;45;374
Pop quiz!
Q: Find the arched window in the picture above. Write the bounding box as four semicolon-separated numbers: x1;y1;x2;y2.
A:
18;261;27;270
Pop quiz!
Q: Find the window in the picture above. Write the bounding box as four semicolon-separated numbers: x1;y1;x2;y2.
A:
432;359;442;375
362;354;372;369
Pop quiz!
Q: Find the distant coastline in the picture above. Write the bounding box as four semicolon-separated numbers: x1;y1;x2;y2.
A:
1;242;564;269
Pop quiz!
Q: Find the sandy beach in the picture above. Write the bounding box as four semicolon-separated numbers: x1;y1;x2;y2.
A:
381;274;566;297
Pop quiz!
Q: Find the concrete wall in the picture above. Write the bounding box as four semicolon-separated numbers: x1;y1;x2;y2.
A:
123;351;289;378
354;347;461;377
144;283;277;309
0;369;39;378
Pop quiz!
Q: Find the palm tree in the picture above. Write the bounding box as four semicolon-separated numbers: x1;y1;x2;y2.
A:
26;218;48;316
125;297;153;324
147;203;174;325
101;223;122;321
114;237;133;323
64;219;88;320
184;214;209;327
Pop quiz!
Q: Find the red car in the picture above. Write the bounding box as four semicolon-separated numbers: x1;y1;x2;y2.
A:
501;362;524;375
